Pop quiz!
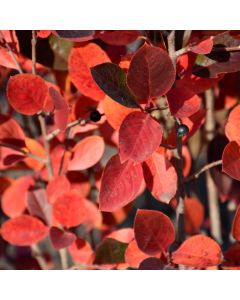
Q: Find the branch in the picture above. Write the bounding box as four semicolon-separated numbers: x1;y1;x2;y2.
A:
46;118;88;141
0;142;47;163
185;160;222;182
31;244;49;270
167;30;177;67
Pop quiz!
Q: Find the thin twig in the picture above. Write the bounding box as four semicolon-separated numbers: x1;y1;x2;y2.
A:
31;30;37;75
31;244;49;270
185;160;222;182
0;31;23;73
0;142;47;163
167;30;177;67
204;88;222;244
46;118;88;141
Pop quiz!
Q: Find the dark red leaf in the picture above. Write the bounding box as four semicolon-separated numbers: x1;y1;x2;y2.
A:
50;227;76;250
127;43;175;99
222;141;240;180
96;30;139;46
119;111;163;163
53;30;95;42
167;80;201;118
138;257;164;270
134;209;175;255
232;206;240;240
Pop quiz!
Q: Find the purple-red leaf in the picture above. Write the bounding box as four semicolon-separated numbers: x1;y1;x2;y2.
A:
134;209;175;255
127;44;175;99
119;111;163;163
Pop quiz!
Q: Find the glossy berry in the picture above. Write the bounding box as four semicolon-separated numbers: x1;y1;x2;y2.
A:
176;124;189;137
90;110;102;122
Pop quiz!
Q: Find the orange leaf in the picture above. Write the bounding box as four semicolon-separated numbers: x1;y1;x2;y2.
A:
172;235;222;268
68;43;110;101
184;197;204;235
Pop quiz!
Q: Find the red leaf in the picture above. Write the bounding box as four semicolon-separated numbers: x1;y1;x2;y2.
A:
222;141;240;180
125;239;156;268
27;189;52;226
184;197;204;235
52;190;86;228
190;37;213;54
142;152;177;204
167;80;201;118
134;209;175;255
127;44;175;99
68;136;105;171
50;227;76;250
172;235;222;268
68;237;94;264
99;154;143;212
1;176;34;218
6;74;48;115
49;87;69;131
0;114;26;148
46;175;71;204
96;30;139;46
68;43;110;101
1;215;48;246
231;206;240;240
119;111;163;163
225;104;240;144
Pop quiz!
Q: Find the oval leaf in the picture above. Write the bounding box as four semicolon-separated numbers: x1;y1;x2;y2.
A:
1;176;34;218
1;215;48;246
68;43;110;101
50;227;76;250
134;209;175;255
127;44;175;99
225;104;240;144
99;154;143;212
172;235;222;268
52;190;86;228
68;136;105;171
232;205;240;240
142;152;177;204
119;111;163;163
91;62;139;108
6;74;48;115
185;197;204;235
222;141;240;180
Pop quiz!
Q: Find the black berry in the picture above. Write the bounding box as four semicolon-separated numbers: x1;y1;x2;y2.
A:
90;110;102;122
176;124;189;137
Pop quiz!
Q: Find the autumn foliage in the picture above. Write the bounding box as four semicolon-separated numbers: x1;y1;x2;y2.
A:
0;30;240;270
